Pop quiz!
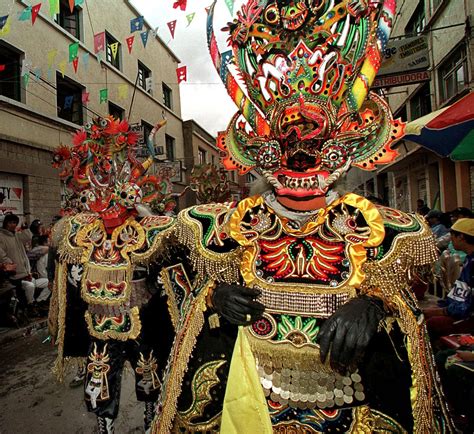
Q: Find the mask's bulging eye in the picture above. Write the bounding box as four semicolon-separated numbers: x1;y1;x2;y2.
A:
115;183;142;208
264;5;280;25
100;119;109;128
321;145;347;170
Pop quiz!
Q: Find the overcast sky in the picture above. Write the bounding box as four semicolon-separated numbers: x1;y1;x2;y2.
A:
130;0;246;136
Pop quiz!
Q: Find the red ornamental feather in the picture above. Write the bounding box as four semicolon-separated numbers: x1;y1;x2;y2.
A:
173;0;187;11
72;130;87;146
52;145;71;167
127;131;138;145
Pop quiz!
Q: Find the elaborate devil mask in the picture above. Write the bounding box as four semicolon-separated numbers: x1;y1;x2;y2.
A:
209;0;403;206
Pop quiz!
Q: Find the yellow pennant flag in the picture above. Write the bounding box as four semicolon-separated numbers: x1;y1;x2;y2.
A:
47;49;58;69
58;60;67;78
118;84;128;101
0;17;11;37
109;42;119;60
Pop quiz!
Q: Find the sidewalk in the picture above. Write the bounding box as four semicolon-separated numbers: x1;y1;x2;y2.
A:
0;316;48;345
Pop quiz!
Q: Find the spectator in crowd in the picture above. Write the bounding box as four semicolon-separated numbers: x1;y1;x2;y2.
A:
417;199;430;216
438;208;473;293
0;214;32;292
23;234;50;315
424;218;474;342
435;335;474;432
426;209;449;240
30;219;44;248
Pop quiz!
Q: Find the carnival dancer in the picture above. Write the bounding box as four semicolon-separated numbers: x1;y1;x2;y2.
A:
143;1;454;433
48;117;174;433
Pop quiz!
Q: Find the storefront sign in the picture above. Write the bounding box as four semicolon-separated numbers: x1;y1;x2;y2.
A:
379;35;430;76
0;173;24;219
372;70;431;89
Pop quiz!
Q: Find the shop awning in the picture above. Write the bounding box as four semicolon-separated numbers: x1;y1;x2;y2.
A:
404;92;474;161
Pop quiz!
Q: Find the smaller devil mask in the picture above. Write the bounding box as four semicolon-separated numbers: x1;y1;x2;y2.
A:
53;116;169;230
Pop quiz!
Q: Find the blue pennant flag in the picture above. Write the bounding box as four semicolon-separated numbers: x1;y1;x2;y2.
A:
0;15;8;30
140;30;149;48
64;95;74;110
130;16;144;33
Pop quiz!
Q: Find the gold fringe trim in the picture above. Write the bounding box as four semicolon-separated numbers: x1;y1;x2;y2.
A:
360;217;455;433
50;263;68;382
174;213;242;287
85;306;141;341
152;286;211;434
52;356;87;383
81;265;131;305
244;328;333;373
160;265;189;331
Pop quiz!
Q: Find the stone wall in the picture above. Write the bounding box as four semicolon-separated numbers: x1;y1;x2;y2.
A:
0;137;61;225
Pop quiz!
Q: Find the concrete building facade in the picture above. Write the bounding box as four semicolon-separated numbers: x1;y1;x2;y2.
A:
0;0;186;224
347;0;473;213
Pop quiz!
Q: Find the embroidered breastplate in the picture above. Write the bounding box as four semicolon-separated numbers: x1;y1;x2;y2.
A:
229;194;386;411
59;213;174;341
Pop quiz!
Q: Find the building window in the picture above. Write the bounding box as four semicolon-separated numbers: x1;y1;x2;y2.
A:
405;1;425;35
198;148;207;165
410;83;432;120
246;173;257;183
108;102;125;120
138;61;152;93
134;120;152;158
0;43;21;102
165;134;175;161
57;73;84;125
439;45;468;103
106;32;121;70
55;0;81;40
162;83;172;109
395;105;408;123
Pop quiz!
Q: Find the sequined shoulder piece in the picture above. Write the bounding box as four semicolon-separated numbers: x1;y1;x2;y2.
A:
57;212;97;263
174;202;242;284
131;215;175;263
362;207;436;298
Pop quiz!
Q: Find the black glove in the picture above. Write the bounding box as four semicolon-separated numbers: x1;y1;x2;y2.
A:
211;284;265;326
316;295;385;371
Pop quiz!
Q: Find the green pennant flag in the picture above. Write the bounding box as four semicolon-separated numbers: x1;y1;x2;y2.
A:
186;12;195;26
99;88;108;103
224;0;234;15
49;0;60;17
23;72;30;88
69;42;79;62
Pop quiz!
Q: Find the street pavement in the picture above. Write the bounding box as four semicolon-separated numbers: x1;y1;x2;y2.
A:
0;328;143;433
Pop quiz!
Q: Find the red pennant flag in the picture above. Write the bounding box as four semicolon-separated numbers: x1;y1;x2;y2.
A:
68;0;74;12
31;3;41;25
82;91;90;104
72;57;79;73
12;188;22;199
167;20;177;39
94;32;105;54
0;65;5;72
126;35;135;54
173;0;187;11
176;65;187;84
